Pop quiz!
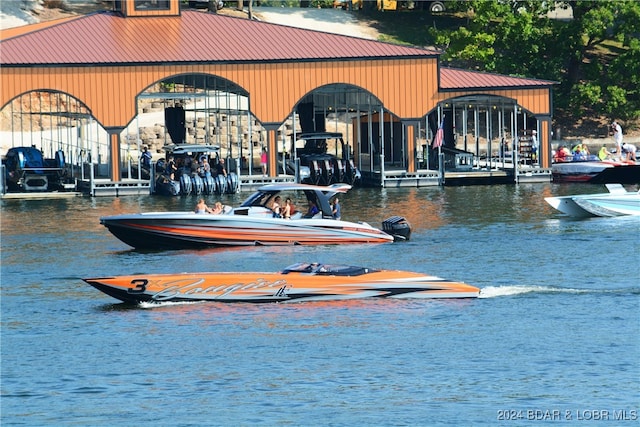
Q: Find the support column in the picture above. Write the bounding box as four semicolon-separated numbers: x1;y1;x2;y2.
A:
402;120;419;173
263;123;280;177
106;128;124;182
539;116;552;168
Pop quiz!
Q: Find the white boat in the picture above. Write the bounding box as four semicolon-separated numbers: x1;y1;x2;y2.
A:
100;183;410;249
544;184;640;217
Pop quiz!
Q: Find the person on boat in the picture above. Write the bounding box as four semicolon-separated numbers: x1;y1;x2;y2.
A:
183;156;194;174
211;201;224;214
283;198;292;219
572;145;586;161
554;145;571;162
200;158;211;177
272;196;282;218
621;143;637;162
141;146;152;170
195;198;214;214
332;197;341;220
166;155;177;180
304;200;320;218
611;121;623;158
216;158;228;177
530;130;538;163
598;145;611;161
260;148;268;177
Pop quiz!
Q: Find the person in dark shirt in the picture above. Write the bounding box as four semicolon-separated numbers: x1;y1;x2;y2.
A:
141;146;152;170
166;155;177;180
331;197;341;220
304;200;320;218
216;158;227;177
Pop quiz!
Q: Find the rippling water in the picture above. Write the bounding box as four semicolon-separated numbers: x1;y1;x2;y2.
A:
1;183;639;426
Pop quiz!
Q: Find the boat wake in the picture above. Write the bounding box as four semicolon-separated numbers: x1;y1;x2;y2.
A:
479;285;640;298
139;300;205;309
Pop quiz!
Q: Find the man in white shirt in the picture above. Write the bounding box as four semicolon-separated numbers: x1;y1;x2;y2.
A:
611;121;623;158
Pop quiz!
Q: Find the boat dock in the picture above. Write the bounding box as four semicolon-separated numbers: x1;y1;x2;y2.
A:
1;191;82;200
2;167;552;199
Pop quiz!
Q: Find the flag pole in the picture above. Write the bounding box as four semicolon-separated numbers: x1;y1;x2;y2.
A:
434;114;445;186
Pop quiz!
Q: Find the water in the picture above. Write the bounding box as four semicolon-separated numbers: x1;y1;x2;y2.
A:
1;183;639;426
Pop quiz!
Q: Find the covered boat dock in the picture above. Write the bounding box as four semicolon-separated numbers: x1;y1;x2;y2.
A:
1;1;555;196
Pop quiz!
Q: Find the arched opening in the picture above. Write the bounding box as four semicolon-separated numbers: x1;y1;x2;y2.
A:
421;95;548;183
276;83;398;185
0;90;105;192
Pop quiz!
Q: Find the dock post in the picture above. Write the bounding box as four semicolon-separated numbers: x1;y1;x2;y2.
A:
0;165;5;194
438;152;445;186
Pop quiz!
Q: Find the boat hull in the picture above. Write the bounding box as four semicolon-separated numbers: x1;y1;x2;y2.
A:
545;184;640;217
573;196;640;217
101;213;394;249
552;161;640;184
84;265;480;304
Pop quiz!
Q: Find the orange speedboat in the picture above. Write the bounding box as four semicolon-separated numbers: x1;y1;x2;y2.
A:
84;262;480;304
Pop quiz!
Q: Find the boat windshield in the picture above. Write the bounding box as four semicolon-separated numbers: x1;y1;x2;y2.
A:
281;262;376;276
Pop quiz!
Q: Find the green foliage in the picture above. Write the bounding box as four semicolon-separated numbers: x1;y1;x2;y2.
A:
256;1;303;7
423;0;640;127
569;83;601;117
310;0;334;8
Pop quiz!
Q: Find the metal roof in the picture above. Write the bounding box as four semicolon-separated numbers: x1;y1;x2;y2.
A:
0;10;439;66
440;67;556;90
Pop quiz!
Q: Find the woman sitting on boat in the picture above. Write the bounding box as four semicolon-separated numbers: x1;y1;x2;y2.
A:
195;198;214;214
598;145;611;161
211;201;224;215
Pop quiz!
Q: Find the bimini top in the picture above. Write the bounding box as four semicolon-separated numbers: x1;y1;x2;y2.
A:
255;183;352;194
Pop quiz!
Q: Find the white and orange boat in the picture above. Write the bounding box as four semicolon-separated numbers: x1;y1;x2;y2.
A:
83;262;480;304
100;183;410;249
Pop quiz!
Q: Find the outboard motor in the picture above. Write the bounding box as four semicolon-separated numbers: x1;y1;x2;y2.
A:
215;174;227;195
202;174;216;195
323;159;334;184
310;160;322;185
155;158;166;173
382;216;411;242
191;174;204;195
226;172;239;194
179;173;192;195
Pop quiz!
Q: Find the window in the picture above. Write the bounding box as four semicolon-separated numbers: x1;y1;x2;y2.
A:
134;0;171;11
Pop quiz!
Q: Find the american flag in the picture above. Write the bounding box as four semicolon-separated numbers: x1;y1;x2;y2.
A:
433;117;444;148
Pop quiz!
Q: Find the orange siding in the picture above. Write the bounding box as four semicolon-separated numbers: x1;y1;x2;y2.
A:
541;120;551;168
123;0;180;17
438;88;550;116
2;59;550;131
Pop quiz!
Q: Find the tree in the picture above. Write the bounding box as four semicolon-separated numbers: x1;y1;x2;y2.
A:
561;1;640;120
429;0;640;130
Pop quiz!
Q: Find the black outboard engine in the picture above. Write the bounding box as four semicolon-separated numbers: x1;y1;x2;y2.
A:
382;216;411;242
